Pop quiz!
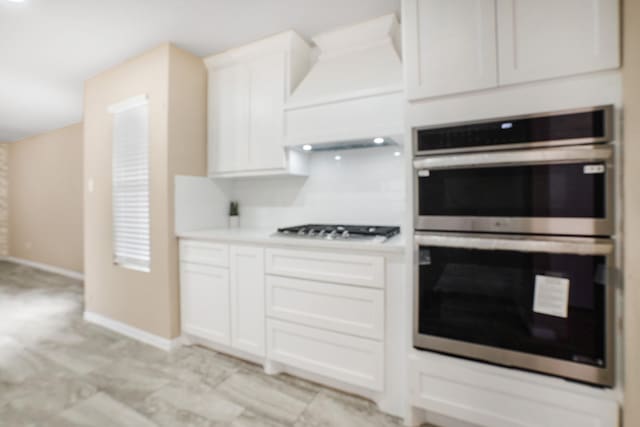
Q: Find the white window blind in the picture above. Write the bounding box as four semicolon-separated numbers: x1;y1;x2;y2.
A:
109;95;150;272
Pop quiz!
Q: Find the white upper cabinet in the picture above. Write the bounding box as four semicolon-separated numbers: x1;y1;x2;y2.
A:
205;32;311;178
496;0;620;85
248;53;287;171
404;0;498;100
208;64;250;174
404;0;620;100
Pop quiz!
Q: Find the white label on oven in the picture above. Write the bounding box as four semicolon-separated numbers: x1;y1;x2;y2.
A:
584;164;605;174
533;275;570;318
418;170;430;177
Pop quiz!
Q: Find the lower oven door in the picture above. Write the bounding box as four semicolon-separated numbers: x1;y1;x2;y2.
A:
414;232;615;386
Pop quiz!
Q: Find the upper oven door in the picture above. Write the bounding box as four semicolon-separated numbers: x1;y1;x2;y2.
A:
414;146;614;236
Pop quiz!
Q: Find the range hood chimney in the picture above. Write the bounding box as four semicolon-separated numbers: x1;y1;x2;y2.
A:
284;14;403;150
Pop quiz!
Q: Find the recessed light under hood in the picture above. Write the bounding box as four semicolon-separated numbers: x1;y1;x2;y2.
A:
284;14;403;149
293;136;399;152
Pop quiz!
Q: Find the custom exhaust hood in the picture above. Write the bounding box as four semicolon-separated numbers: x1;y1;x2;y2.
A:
284;14;403;150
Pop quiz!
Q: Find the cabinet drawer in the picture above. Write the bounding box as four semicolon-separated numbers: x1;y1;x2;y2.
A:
267;320;383;391
410;353;618;427
266;275;383;340
180;240;229;267
265;248;384;288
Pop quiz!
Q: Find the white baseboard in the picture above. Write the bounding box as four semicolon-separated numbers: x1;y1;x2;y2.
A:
3;256;84;281
84;311;181;352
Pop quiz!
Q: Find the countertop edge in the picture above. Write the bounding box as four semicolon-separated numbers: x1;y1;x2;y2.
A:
176;229;407;255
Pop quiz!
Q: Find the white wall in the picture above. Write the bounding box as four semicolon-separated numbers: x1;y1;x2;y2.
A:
225;145;405;228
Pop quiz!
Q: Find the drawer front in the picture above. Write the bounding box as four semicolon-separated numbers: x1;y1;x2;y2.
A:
180;240;229;267
266;275;384;340
267;320;383;391
265;248;384;288
409;354;618;427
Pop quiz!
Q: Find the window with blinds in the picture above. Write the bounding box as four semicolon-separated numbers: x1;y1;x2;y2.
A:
108;95;150;272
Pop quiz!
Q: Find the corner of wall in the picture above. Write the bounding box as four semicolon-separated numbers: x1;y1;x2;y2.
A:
166;44;208;338
0;144;8;257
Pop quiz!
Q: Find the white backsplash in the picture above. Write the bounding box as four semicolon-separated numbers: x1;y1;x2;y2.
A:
227;146;405;229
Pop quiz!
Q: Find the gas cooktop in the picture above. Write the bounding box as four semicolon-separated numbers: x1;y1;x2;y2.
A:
276;224;400;242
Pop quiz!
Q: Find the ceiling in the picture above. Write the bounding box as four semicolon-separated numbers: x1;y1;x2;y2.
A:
0;0;400;142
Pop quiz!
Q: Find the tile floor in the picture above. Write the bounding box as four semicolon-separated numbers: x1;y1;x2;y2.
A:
0;261;422;427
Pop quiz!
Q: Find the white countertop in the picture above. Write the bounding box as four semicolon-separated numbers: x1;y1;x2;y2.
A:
177;228;406;254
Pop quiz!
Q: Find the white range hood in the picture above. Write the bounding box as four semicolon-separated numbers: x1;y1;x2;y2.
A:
284;14;403;149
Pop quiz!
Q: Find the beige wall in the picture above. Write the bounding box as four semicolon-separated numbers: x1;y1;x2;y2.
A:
624;0;640;424
8;124;84;272
0;144;8;257
83;44;206;339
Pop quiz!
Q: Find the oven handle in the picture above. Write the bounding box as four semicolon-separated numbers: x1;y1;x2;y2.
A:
414;233;613;256
413;145;612;171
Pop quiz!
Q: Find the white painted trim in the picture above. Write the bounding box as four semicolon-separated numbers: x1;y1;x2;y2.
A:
84;311;180;352
107;94;148;114
4;256;84;280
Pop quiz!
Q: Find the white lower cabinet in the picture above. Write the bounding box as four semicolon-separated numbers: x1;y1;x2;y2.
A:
180;242;265;357
180;262;230;346
180;239;386;394
410;353;619;427
230;245;265;356
267;319;384;391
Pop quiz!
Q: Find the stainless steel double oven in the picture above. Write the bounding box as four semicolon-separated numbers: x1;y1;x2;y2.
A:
413;105;616;386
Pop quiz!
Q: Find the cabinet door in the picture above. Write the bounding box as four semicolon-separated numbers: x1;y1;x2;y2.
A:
208;64;250;174
230;246;265;356
497;0;620;85
180;263;230;345
248;53;287;171
404;0;498;100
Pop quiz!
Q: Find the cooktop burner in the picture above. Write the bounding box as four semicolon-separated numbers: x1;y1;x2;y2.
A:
276;224;400;242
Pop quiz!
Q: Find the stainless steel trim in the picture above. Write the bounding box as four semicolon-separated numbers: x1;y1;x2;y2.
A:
414;216;614;237
413;233;616;386
413;145;612;170
413;146;615;236
414;232;613;255
413;105;614;157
